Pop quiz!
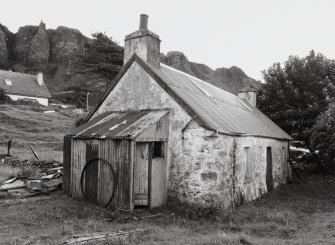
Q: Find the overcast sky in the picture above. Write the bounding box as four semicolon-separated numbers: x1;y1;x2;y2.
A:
2;0;335;80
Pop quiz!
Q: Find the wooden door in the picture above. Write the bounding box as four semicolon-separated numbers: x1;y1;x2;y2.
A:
266;147;273;191
133;143;149;206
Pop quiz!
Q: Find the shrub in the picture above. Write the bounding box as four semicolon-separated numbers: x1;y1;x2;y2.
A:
75;117;86;127
0;88;12;104
309;102;335;173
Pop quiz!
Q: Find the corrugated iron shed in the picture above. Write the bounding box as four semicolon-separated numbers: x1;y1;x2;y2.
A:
0;70;51;98
69;109;169;140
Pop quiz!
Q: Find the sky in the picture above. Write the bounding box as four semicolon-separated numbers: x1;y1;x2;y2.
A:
1;0;335;80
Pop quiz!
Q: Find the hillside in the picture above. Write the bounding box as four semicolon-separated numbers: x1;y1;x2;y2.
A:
160;51;261;94
0;104;81;162
0;22;261;107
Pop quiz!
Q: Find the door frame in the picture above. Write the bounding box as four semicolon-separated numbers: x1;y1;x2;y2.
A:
266;146;273;191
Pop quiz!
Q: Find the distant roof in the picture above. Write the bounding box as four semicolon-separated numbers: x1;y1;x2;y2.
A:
69;109;169;140
0;70;51;98
86;55;292;141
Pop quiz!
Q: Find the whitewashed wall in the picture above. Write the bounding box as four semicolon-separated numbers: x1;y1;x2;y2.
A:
7;94;48;106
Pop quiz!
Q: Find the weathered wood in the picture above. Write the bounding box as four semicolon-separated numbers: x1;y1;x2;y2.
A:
133;143;149;206
63;136;72;195
29;145;40;161
0;180;26;191
135;114;169;142
63;229;144;244
42;178;63;189
83;141;99;204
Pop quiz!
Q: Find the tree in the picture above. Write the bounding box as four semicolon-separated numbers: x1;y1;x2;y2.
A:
258;51;335;161
309;101;335;172
69;32;124;88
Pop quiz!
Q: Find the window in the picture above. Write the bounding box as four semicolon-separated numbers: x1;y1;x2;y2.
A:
244;147;253;182
4;79;12;86
153;142;164;158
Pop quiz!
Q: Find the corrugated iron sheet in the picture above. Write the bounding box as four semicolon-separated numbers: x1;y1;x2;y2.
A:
69;109;169;140
155;64;292;140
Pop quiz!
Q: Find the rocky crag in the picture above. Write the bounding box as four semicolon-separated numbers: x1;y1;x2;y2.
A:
161;51;261;94
0;22;260;107
1;21;89;70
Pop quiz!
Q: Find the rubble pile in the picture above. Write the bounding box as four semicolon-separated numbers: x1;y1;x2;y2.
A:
0;161;63;199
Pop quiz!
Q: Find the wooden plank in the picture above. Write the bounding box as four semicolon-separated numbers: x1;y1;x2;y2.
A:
129;141;135;211
122;140;131;209
84;141;99;203
133;142;149;206
148;143;153;207
71;140;86;198
63;136;72;195
135;114;169;142
97;140;115;208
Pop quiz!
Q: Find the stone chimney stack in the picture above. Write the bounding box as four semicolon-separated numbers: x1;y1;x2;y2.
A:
124;14;161;69
37;72;44;86
238;90;257;107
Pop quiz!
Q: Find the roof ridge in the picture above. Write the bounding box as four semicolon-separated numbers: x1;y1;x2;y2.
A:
0;70;37;78
159;63;234;97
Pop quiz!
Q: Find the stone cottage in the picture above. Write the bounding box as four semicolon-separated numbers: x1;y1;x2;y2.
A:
64;15;292;211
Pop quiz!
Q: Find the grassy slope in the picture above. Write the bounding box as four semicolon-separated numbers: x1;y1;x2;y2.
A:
0;104;80;162
0;175;334;244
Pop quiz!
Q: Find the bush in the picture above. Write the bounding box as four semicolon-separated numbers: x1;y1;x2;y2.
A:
75;117;86;127
309;102;335;173
0;88;13;104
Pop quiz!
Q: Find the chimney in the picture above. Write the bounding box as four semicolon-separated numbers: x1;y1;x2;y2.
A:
139;14;148;30
37;72;43;86
124;14;161;69
238;90;257;107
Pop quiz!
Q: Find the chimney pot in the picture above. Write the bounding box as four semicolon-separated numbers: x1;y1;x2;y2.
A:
37;72;43;86
139;14;149;30
238;91;257;107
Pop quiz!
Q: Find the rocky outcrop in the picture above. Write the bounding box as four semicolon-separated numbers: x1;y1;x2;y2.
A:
48;26;89;63
161;51;261;94
207;66;261;94
0;24;15;69
9;23;89;67
28;21;50;66
14;25;39;64
0;28;9;69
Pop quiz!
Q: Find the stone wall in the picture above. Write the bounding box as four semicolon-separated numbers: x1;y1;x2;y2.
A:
181;124;291;209
92;61;291;210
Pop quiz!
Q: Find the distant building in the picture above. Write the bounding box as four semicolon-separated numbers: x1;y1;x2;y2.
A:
64;15;293;211
0;70;51;106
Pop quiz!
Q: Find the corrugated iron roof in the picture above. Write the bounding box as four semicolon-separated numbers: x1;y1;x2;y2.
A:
69;109;169;140
0;70;51;98
85;55;292;141
154;64;292;140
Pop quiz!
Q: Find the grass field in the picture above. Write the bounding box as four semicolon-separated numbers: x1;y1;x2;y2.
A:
0;104;81;162
0;103;335;244
0;174;334;244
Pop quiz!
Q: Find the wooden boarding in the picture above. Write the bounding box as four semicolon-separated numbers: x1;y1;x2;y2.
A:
133;143;149;206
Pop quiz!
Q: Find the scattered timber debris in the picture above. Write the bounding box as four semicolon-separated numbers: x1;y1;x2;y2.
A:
0;161;63;199
63;229;144;244
29;145;40;161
